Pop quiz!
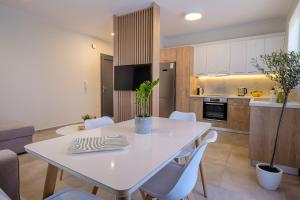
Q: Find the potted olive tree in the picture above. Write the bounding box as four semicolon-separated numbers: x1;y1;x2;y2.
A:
135;79;159;134
253;50;300;190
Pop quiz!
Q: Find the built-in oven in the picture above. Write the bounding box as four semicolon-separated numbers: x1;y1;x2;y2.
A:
203;97;228;121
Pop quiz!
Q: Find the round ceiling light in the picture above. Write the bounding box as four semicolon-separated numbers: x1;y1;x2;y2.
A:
185;12;202;21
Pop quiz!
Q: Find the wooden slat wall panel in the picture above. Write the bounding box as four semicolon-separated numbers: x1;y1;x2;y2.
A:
113;4;160;122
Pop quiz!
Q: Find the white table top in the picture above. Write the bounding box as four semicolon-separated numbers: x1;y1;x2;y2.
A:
56;123;84;135
25;117;211;197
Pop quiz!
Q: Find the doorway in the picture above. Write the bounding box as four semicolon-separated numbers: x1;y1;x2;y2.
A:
101;54;113;117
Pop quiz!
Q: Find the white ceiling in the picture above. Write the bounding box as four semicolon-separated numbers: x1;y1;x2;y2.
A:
0;0;293;42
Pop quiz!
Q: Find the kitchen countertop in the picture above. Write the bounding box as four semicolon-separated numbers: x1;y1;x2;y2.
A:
190;94;252;99
249;98;300;109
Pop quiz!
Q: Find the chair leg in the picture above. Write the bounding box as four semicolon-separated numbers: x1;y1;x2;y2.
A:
59;169;64;181
199;162;207;198
144;195;152;200
92;186;99;195
140;190;146;200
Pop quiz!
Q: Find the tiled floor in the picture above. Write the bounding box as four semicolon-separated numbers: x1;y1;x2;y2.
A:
19;129;300;200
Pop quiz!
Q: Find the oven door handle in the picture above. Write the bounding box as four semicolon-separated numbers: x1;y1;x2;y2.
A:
204;102;225;106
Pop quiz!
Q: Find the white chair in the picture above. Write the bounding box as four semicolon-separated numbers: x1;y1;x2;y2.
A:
84;116;114;130
169;111;197;160
60;116;114;193
140;131;218;200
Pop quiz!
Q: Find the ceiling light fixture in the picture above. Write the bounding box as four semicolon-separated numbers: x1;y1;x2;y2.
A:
185;12;202;21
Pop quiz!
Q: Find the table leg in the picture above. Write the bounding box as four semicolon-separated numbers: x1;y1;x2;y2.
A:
92;186;99;195
43;164;59;199
59;169;64;181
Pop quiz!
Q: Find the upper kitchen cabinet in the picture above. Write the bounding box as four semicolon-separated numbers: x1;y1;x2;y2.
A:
206;43;230;74
265;36;285;54
160;48;177;62
193;33;285;76
230;41;247;74
246;38;265;73
193;46;207;75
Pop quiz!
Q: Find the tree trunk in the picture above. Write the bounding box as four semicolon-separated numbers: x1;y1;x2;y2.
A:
270;93;289;168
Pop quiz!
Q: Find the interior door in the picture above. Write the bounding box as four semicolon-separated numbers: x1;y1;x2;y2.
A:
101;54;113;117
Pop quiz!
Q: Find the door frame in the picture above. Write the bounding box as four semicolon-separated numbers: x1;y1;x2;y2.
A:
100;53;113;117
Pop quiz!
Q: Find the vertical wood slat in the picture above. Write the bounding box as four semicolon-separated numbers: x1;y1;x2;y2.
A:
113;4;160;122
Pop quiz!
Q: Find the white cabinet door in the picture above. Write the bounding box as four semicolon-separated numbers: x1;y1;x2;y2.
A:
193;46;207;75
206;43;230;74
230;41;247;74
265;36;285;54
246;38;265;73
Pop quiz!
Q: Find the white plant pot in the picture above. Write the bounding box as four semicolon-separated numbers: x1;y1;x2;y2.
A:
135;117;152;134
256;163;283;190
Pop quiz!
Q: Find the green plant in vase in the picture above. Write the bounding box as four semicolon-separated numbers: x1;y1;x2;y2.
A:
135;78;159;134
252;50;300;190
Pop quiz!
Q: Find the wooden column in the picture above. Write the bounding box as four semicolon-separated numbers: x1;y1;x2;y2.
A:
113;3;160;122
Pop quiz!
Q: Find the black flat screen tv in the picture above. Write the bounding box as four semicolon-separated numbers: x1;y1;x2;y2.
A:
114;64;152;91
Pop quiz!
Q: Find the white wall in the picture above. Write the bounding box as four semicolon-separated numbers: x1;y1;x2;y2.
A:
0;5;113;130
162;17;286;47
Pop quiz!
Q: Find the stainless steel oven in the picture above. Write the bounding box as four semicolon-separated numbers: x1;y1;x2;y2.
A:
203;97;227;121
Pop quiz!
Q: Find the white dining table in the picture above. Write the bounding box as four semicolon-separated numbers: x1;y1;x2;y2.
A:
25;117;211;200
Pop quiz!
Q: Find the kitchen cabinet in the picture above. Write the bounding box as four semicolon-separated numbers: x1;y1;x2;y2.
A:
189;97;203;121
161;47;193;113
265;36;285;54
250;106;300;168
189;97;250;132
230;41;247;74
160;48;177;62
228;99;250;132
206;43;230;74
193;33;285;76
246;38;265;73
193;46;207;75
176;47;193;112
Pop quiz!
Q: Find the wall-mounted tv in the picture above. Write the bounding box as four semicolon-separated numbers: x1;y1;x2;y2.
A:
114;64;152;91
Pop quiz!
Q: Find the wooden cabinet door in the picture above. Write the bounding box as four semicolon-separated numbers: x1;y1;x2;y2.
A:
189;98;203;121
206;43;230;74
228;99;250;132
246;38;265;73
193;46;207;75
176;47;193;112
230;41;247;74
160;48;177;62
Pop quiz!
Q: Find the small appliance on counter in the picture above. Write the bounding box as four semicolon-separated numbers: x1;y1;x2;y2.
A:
237;87;248;96
196;87;204;95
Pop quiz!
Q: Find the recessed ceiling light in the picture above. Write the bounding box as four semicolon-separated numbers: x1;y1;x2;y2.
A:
111;32;115;36
185;12;202;21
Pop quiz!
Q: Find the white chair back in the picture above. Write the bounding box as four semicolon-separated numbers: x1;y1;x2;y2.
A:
169;111;196;122
84;116;114;130
165;131;218;200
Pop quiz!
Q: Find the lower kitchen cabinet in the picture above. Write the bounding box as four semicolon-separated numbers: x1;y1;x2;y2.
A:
189;97;250;132
227;99;250;132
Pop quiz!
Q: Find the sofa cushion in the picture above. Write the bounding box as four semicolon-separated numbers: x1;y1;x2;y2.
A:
0;121;34;142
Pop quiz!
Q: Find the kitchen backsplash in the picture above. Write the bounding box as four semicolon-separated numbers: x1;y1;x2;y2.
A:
190;75;300;102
